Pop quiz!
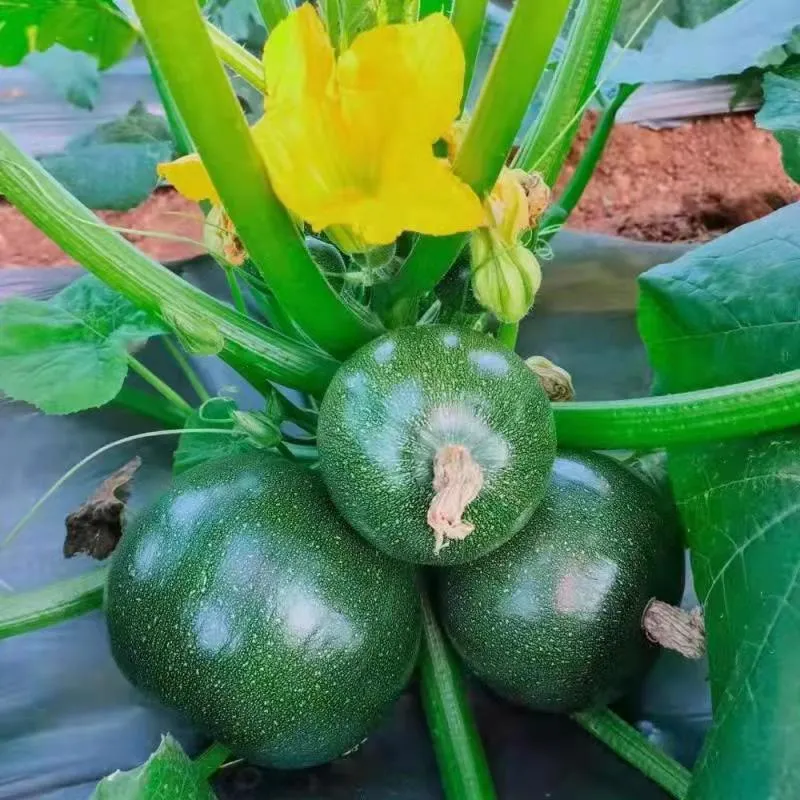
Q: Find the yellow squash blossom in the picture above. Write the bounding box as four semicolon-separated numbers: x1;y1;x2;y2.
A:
159;4;483;251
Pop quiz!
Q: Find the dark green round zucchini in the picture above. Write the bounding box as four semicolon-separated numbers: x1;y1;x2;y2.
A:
438;450;684;712
317;325;556;565
105;453;421;769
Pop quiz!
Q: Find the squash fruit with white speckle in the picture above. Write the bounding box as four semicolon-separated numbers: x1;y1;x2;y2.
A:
438;450;684;711
317;325;557;565
105;453;421;768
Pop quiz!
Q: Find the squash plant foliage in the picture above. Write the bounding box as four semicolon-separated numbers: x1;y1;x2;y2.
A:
0;0;800;798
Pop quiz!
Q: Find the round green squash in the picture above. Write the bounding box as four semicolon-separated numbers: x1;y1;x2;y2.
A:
317;325;557;566
439;450;685;712
105;453;421;769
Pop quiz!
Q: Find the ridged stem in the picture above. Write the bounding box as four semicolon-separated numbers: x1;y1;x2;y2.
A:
553;369;800;449
194;742;234;779
450;0;489;104
514;0;622;185
386;0;571;311
419;589;497;800
126;355;194;416
0;130;339;396
133;0;380;358
573;708;690;799
0;568;108;641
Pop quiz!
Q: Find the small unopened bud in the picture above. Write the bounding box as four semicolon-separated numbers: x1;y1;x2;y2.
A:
525;356;574;402
470;229;542;324
205;206;246;267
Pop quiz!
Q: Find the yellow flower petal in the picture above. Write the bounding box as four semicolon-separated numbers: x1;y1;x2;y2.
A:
262;2;334;106
157;154;219;205
254;5;481;247
337;13;465;142
488;167;530;243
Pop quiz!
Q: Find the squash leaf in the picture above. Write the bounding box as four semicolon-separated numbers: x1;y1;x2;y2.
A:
638;206;800;798
638;202;800;394
26;46;101;110
0;0;137;70
39;103;175;211
756;64;800;182
0;275;167;414
616;0;738;48
90;734;216;799
614;0;800;84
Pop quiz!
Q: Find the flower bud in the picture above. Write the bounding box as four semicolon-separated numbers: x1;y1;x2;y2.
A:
525;356;574;402
470;229;541;324
204;206;246;267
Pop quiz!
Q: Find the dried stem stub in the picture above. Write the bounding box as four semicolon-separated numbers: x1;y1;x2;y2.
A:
642;599;706;659
427;444;484;556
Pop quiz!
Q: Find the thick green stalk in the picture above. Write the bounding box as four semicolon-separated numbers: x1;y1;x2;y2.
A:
419;589;497;800
573;708;690;799
548;83;637;226
553;369;800;449
419;0;446;17
113;386;189;428
143;41;193;157
134;0;380;358
256;0;292;31
387;0;571;309
0;568;108;641
450;0;489;103
0;130;339;396
514;0;621;185
206;23;266;91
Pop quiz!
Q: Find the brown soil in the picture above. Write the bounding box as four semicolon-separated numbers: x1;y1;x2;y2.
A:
558;112;799;242
0;112;796;267
0;189;204;267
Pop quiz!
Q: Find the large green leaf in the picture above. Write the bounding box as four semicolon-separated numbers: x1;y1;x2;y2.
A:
638;206;800;798
39;103;174;210
0;275;167;414
90;735;216;799
25;46;100;110
615;0;800;83
638;202;800;394
0;0;136;69
756;64;800;182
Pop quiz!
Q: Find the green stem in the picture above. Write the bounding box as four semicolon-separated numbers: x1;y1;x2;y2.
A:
419;0;446;18
205;23;266;91
143;41;194;157
0;130;339;396
223;265;248;317
547;83;637;226
553;369;800;449
0;568;108;641
126;355;194;416
113;385;190;428
386;0;571;312
194;742;233;780
419;588;497;800
277;394;319;434
573;708;690;800
163;339;211;403
134;0;381;359
496;322;518;350
256;0;292;31
514;0;621;185
450;0;489;105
